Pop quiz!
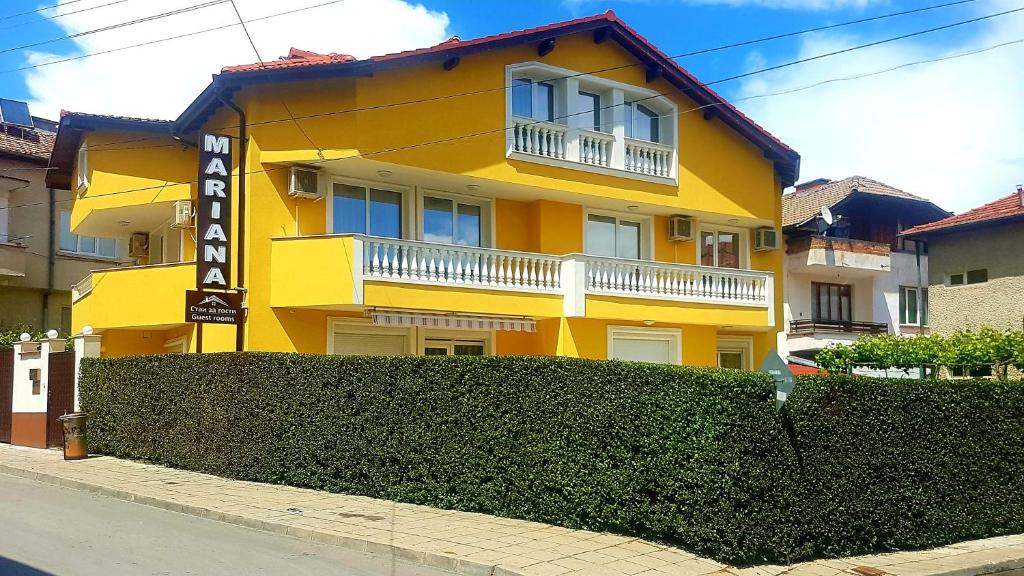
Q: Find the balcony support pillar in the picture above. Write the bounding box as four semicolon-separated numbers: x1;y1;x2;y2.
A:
609;89;625;170
560;258;586;317
351;237;364;305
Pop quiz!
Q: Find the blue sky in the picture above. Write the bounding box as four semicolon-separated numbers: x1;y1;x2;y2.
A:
0;0;1020;209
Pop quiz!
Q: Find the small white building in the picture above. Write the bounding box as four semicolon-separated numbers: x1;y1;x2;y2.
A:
780;176;950;361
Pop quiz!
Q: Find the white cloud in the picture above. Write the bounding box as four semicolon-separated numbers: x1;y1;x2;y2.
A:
22;0;451;120
735;1;1024;212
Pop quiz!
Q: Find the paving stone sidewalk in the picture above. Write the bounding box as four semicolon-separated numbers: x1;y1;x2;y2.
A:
1;444;1021;576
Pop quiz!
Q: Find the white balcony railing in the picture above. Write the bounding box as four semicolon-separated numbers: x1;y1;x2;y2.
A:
578;129;614;168
511;117;567;160
361;236;563;292
624;138;674;178
581;255;771;307
508;116;676;181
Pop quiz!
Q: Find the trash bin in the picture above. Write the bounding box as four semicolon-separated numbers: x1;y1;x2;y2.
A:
58;413;88;461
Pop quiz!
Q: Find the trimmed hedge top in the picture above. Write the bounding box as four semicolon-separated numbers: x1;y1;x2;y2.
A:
80;353;1024;564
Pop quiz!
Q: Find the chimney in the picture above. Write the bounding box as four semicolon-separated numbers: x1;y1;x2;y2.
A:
1018;184;1023;207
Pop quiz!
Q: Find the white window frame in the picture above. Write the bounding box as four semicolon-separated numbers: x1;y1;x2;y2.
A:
607;326;682;365
898;285;928;326
76;142;89;193
58;209;118;259
716;336;753;370
421;329;494;356
417;188;496;248
326;176;412;239
696;224;750;269
583;208;654;261
163;336;188;354
326;318;416;355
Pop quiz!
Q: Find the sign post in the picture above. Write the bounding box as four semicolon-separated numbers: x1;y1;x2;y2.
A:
188;133;241;352
759;350;796;411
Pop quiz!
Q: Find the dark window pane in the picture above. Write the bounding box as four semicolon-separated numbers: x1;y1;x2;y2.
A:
332;184;366;234
453;343;485;356
369;189;402;238
966;269;988;284
79;235;96;254
700;231;715;266
98;238;117;258
633;104;658;142
617;220;640;260
949;273;964;286
586;214;617;257
922;289;929;325
624;102;633;138
536;82;554;121
577;91;601;131
59;211;77;252
899;287;907;325
717;232;739;268
512;78;532;118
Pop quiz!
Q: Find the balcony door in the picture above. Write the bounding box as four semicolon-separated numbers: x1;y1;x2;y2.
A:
421;192;491;248
331;182;405;238
699;227;745;269
585;211;649;260
811;282;852;323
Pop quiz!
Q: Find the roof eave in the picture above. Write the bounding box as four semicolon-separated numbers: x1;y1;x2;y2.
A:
901;213;1024;240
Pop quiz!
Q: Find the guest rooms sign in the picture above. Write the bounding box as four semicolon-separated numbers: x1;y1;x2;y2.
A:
197;133;232;289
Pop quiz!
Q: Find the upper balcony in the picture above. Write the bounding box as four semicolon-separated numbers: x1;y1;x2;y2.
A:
786;235;891;276
270;234;774;328
71;261;195;331
505;62;678;185
0;241;27;278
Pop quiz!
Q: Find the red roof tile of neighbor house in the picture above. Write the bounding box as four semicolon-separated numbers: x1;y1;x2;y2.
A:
901;187;1024;237
0;122;55;164
782;175;947;228
788;362;824;376
217;10;795;157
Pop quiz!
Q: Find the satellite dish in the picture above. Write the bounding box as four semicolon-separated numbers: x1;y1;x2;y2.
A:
820;206;834;226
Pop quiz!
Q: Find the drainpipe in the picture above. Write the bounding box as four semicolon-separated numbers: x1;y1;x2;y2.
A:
915;239;924;378
216;93;247;352
43;187;56;332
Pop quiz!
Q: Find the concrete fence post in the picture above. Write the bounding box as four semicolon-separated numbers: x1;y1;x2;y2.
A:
73;333;102;412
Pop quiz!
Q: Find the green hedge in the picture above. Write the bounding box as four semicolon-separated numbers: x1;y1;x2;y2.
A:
79;354;1024;564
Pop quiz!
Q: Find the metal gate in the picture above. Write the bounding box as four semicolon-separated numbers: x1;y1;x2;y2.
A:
0;347;12;444
46;350;75;448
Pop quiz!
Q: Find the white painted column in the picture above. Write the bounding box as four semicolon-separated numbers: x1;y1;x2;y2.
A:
563;77;581;163
610;88;626;170
560;258;587;317
73;332;102;412
351;237;364;304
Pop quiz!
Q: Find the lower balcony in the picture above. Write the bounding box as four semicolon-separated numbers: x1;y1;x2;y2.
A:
787;236;891;276
789;319;889;335
0;242;27;278
71;262;195;332
271;235;775;327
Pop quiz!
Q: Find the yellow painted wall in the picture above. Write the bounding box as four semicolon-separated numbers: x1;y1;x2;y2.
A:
70;28;786;361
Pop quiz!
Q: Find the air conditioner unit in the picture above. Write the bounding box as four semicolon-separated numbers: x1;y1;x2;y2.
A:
128;232;149;258
668;216;694;241
755;227;779;251
171;200;193;229
288;166;321;199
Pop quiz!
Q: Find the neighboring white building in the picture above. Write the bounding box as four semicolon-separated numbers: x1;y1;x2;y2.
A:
780;176;950;360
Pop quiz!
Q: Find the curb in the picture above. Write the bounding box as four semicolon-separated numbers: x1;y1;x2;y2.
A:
0;462;507;576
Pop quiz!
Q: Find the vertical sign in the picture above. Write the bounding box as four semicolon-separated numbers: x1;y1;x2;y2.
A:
197;133;232;289
759;350;796;411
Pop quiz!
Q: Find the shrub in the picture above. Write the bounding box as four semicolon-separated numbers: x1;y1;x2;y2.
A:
79;353;1024;564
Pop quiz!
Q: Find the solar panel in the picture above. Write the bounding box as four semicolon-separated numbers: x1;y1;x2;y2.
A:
0;99;34;128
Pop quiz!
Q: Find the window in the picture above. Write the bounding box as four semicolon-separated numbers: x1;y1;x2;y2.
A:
423;339;486;356
608;327;681;365
76;143;89;192
511;78;554;122
585;212;644;259
948;269;987;286
331;182;403;238
717;337;752;371
577;90;601;131
59;210;116;258
625;102;659;142
60;307;71;335
812;282;852;322
699;228;743;268
899;286;928;326
329;322;411;356
422;194;488;247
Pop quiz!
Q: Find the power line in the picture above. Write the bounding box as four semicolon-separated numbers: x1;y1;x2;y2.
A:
70;0;1005;156
0;0;86;23
0;0;135;34
0;34;1018;214
227;0;323;157
76;2;1024;157
0;0;229;56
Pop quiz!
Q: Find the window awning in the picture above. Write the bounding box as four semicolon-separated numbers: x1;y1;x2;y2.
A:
369;311;535;332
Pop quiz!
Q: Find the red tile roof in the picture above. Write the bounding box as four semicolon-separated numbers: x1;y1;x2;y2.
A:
0;122;55;164
218;10;795;157
788;362;824;376
901;188;1024;237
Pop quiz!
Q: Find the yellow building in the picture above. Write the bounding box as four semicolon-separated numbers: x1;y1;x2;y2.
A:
47;12;799;368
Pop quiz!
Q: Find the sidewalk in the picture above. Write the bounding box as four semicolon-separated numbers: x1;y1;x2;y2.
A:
1;444;1021;576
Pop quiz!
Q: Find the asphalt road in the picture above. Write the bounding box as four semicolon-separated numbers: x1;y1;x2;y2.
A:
0;473;453;576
